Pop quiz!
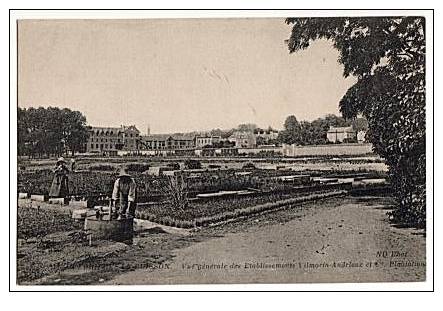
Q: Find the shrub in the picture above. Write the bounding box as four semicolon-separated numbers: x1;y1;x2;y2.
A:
88;164;115;171
147;214;156;222
184;159;202;170
126;163;150;173
183;221;193;229
167;162;180;170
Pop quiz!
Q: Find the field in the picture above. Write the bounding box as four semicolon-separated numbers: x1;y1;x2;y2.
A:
16;151;392;284
17;153;388;227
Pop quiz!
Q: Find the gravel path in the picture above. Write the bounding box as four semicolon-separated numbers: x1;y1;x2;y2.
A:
107;196;426;285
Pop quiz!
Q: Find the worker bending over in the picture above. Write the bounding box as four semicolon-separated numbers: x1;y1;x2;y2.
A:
111;167;137;219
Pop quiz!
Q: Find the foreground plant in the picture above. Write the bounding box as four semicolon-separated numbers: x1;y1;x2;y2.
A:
158;174;189;212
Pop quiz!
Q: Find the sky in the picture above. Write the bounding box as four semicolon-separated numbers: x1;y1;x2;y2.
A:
18;18;356;134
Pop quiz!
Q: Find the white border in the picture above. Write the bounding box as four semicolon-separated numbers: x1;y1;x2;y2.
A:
9;9;434;292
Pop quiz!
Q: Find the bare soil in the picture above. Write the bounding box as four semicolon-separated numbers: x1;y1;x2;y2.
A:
18;195;425;285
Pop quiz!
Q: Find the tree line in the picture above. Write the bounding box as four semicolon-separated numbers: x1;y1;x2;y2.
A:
277;114;368;146
201;115;368;147
18;107;90;158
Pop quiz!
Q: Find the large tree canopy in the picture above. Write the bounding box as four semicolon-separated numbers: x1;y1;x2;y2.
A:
278;115;302;145
18;107;90;157
286;17;426;226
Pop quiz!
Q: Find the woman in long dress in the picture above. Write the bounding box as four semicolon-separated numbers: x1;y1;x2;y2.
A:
49;157;70;198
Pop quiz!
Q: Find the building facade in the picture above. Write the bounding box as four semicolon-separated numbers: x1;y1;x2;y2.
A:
326;126;357;143
253;128;279;140
86;125;140;154
228;131;257;148
140;134;195;150
195;135;221;148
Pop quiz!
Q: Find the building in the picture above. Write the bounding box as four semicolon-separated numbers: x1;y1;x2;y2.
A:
86;125;140;154
195;135;221;148
139;134;195;150
228;131;257;148
253;128;279;140
120;125;141;150
326;126;357;143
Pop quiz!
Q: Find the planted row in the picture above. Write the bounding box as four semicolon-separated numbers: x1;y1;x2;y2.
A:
135;190;347;228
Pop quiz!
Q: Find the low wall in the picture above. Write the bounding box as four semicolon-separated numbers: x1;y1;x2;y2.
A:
238;146;282;154
281;143;373;157
112;144;373;158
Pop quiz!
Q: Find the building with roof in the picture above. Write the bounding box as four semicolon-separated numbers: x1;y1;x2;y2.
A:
228;130;257;148
195;135;221;148
253;128;279;140
86;125;140;154
139;134;195;150
326;126;357;143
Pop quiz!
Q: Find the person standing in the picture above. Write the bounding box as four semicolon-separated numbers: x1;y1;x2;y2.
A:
111;167;137;219
70;158;77;172
49;157;70;198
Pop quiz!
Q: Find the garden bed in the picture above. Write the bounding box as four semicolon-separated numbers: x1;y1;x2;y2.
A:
17;169;315;201
16;205;130;283
17;206;83;240
135;188;348;229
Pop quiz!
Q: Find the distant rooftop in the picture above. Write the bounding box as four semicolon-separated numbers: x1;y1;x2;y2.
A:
327;126;355;133
142;134;195;141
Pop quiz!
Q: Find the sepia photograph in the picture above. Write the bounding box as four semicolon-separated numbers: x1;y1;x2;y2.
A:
10;10;432;289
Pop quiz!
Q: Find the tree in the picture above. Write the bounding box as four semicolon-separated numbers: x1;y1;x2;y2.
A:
278;115;302;145
351;118;369;132
212;140;235;148
277;114;362;145
256;136;267;146
17;108;30;156
323;114;350;128
286;17;426;227
61;108;89;155
17;107;90;157
237;123;257;132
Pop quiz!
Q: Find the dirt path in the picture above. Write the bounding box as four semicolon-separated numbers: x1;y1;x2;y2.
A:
107;196;426;285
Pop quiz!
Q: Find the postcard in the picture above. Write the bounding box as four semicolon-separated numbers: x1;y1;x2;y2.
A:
10;10;433;290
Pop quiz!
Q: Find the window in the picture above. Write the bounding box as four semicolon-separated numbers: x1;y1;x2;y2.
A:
91;144;94;149
96;144;99;149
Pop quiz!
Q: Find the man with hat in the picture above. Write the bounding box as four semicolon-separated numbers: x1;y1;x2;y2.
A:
111;166;137;219
49;157;70;198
